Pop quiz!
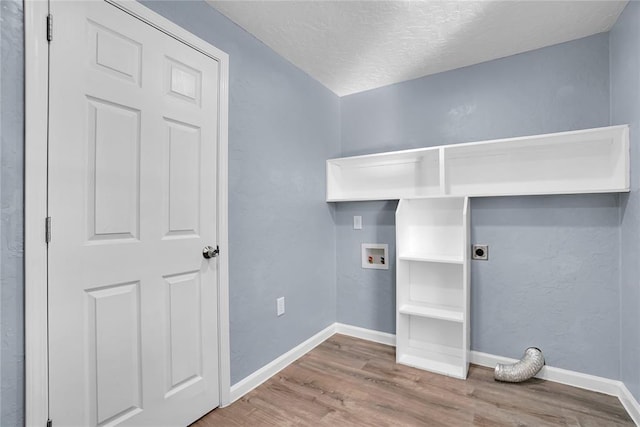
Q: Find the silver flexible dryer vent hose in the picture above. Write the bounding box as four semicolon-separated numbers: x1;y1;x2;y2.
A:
494;347;545;383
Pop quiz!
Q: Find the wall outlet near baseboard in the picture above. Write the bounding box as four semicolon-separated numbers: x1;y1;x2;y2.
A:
277;297;285;316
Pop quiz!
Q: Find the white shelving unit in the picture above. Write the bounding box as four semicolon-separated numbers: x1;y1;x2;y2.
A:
396;197;470;378
326;125;630;380
326;125;629;201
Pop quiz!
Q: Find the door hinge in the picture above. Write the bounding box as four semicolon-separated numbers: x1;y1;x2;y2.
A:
46;419;52;427
45;217;51;244
46;14;53;42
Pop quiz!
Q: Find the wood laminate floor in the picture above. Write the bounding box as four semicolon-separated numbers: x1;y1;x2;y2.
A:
193;334;634;426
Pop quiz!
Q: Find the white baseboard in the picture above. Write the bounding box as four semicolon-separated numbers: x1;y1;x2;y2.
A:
618;383;640;426
334;323;396;346
470;351;621;396
228;323;336;405
227;324;640;425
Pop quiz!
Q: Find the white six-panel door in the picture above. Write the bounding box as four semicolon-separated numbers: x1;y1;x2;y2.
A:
48;1;220;425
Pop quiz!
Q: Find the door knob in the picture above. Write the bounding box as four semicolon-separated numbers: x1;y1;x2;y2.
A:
203;245;219;259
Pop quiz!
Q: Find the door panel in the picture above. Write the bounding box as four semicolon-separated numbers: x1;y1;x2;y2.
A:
88;282;143;425
90;20;142;85
165;271;202;394
48;1;220;425
87;97;141;241
166;57;202;105
164;119;201;237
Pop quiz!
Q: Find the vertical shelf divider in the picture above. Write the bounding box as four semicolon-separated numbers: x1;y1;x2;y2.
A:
462;197;470;376
439;147;447;195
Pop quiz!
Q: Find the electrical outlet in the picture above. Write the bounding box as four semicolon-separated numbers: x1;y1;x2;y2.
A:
277;297;285;316
472;244;488;260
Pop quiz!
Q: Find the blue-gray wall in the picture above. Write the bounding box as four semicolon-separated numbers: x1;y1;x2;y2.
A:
140;0;340;383
0;0;24;426
338;33;622;379
611;1;640;402
341;34;610;157
336;201;397;332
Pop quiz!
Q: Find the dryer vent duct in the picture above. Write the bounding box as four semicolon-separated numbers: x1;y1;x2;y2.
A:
494;347;545;383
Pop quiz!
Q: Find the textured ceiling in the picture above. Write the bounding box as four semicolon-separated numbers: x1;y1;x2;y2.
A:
207;1;627;97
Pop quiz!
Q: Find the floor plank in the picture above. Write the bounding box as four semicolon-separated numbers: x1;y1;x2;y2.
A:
193;334;634;426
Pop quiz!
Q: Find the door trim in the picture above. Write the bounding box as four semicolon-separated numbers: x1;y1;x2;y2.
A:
25;1;50;425
24;1;231;424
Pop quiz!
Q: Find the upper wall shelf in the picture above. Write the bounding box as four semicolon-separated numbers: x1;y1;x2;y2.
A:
326;125;630;201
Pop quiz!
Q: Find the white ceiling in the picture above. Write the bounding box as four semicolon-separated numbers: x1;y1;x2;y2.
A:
207;1;628;97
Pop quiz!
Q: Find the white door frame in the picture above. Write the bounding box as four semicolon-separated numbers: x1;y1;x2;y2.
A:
24;1;231;424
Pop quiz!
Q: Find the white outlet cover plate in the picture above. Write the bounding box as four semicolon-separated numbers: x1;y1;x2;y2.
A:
354;216;362;230
277;297;285;316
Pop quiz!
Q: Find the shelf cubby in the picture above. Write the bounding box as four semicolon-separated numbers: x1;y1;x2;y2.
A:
398;260;464;310
326;148;441;201
396;315;467;378
396;197;465;261
443;126;629;196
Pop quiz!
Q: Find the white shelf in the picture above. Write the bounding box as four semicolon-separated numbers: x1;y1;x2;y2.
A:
399;303;463;322
398;254;463;264
327;195;401;202
326;125;629;201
